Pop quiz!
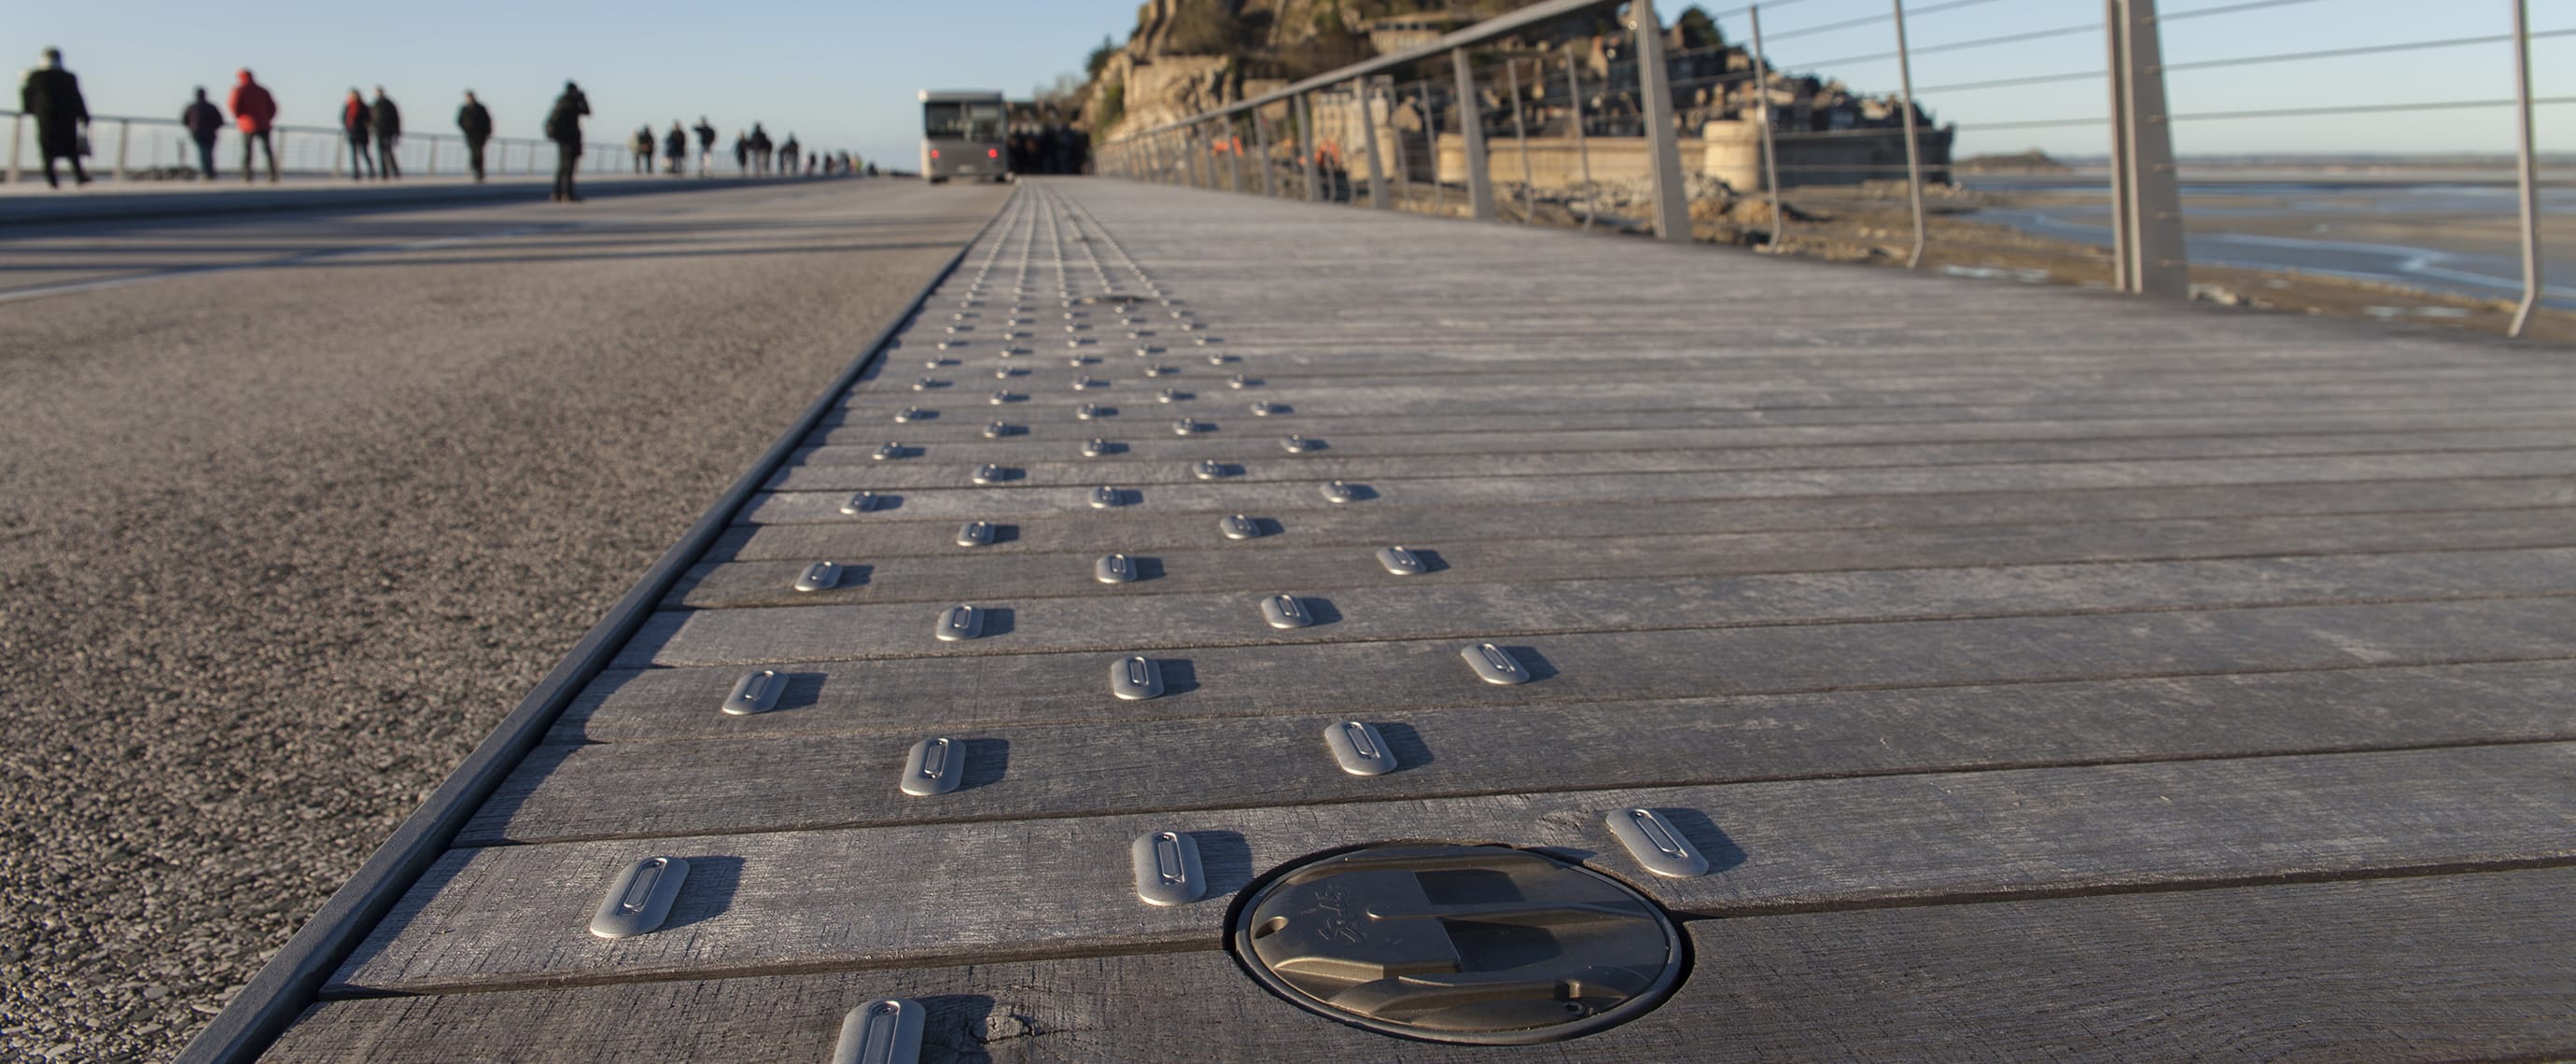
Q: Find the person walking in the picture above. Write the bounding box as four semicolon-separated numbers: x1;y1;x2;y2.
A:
693;116;717;176
777;133;799;178
228;69;279;182
180;87;224;180
340;89;374;181
455;90;492;182
748;123;771;175
545;80;589;203
370;87;402;180
19;48;90;189
662;121;686;175
731;130;749;175
629;124;652;174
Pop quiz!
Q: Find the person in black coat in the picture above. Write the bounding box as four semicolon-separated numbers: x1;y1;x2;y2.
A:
455;90;493;182
544;80;590;202
371;87;402;180
181;87;224;180
662;122;687;175
19;48;90;188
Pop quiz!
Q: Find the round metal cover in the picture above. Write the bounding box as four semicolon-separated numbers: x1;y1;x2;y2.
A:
1232;844;1684;1044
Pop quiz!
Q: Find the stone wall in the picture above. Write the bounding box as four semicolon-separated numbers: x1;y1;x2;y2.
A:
1427;124;1953;190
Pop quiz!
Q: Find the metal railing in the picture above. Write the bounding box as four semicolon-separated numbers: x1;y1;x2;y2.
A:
1095;0;2561;340
2;110;708;184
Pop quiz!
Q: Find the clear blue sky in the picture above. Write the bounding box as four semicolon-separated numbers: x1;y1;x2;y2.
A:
11;0;2569;164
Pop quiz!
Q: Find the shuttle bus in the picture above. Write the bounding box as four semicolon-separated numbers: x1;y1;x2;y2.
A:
919;90;1008;183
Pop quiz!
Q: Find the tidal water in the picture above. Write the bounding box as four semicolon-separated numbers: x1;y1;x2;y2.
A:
1960;175;2576;310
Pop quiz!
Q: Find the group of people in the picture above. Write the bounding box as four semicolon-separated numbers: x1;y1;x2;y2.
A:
20;48;857;198
622;120;855;178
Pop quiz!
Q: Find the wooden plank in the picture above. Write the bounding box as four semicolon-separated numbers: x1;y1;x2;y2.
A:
622;547;2576;667
736;449;2576;524
670;507;2576;609
850;375;2576;425
270;868;2576;1063
710;475;2576;561
810;397;2576;448
563;596;2576;742
801;408;2576;458
467;659;2576;844
768;427;2576;492
329;743;2576;994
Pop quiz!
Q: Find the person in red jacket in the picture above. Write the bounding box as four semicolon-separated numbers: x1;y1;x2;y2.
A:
227;69;278;183
340;89;374;181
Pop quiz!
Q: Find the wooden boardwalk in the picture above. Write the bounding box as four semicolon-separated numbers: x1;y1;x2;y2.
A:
259;179;2576;1061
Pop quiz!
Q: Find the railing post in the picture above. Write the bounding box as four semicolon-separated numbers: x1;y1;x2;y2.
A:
1254;110;1275;197
1751;5;1785;249
1358;79;1390;210
2508;0;2542;338
1505;60;1534;222
8;113;22;184
1892;0;1928;267
2106;0;2189;296
1566;49;1587;229
1452;49;1495;220
1629;0;1691;241
426;136;438;176
1423;85;1445;216
1298;93;1322;203
115;119;131;180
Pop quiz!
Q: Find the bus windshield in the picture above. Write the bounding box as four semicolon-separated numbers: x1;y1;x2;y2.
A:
925;101;1005;142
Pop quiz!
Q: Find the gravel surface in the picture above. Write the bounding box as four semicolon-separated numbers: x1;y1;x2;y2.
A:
0;178;1008;1061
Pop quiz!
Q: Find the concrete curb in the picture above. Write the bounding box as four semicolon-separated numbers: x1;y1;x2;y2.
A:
0;175;833;227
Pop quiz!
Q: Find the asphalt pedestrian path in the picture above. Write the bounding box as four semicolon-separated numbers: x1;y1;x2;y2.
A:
0;177;1009;1061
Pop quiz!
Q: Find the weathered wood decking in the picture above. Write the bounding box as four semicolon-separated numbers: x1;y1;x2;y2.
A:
261;179;2576;1060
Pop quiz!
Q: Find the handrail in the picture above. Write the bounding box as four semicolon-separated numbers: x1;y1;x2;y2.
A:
1095;0;2557;340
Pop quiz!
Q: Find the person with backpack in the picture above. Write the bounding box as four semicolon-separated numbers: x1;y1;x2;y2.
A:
228;68;279;183
180;87;224;180
340;88;374;181
19;48;89;189
545;80;589;203
370;87;402;180
455;90;492;182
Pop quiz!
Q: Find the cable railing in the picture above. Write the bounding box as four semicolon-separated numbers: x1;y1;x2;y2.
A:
1096;0;2562;340
1;110;762;185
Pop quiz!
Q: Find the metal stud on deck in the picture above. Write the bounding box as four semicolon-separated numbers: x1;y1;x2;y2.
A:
839;491;882;515
955;521;995;548
1323;721;1398;776
794;561;842;592
1321;481;1359;504
1090;485;1127;509
1260;594;1312;629
830;1000;925;1064
1170;418;1201;437
1378;546;1427;575
1110;655;1165;700
872;442;905;462
1075;402;1104;420
1220;514;1263;540
933;604;985;642
971;465;1007;485
1131;831;1205;906
1193;459;1229;481
1281;434;1320;454
892;407;927;424
1096;553;1140;584
1463;642;1530;685
983;420;1014;439
900;737;963;797
587;856;689;939
1605;807;1711;878
721;669;782;716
